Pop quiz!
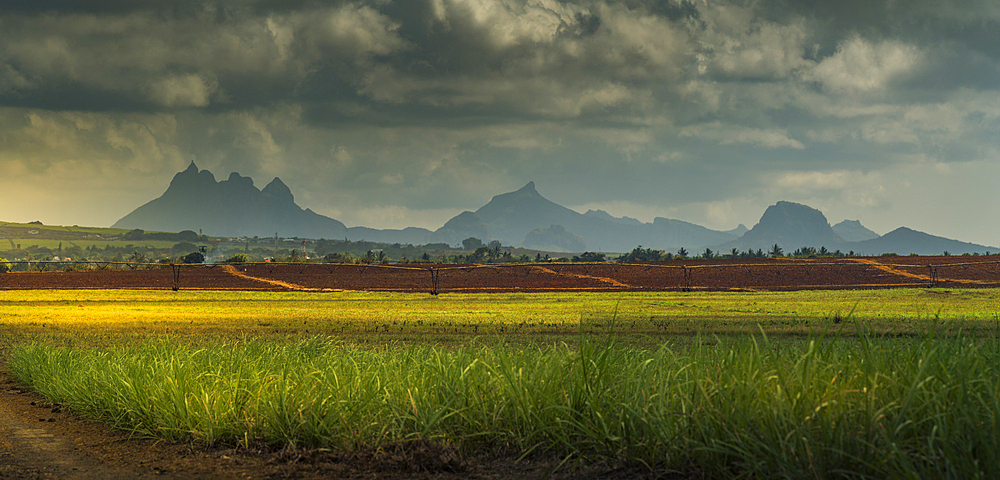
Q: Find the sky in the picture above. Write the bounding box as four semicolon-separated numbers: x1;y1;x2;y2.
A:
1;0;997;247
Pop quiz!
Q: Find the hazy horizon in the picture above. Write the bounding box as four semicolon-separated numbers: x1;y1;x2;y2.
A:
1;1;997;246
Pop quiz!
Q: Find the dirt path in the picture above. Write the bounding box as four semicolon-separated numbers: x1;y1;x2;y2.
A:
0;394;132;479
0;366;272;479
848;258;993;285
0;366;628;479
220;264;337;292
531;266;632;288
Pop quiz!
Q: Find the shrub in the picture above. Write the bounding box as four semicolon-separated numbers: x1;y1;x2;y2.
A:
226;253;249;264
181;252;205;264
0;258;11;273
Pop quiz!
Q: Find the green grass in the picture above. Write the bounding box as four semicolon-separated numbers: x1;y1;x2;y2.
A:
9;331;999;478
2;288;999;477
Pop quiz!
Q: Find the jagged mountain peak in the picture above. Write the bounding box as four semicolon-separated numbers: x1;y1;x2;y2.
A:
727;224;750;236
167;161;215;192
113;164;346;238
262;177;294;204
733;200;845;250
222;171;255;190
473;182;581;243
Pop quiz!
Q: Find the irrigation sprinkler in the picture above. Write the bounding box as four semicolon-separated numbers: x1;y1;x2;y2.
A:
172;264;181;291
429;268;440;295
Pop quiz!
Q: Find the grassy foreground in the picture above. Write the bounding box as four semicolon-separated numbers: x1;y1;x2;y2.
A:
10;332;1000;478
2;288;999;478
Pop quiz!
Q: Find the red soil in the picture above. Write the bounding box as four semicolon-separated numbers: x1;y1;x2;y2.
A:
3;257;998;292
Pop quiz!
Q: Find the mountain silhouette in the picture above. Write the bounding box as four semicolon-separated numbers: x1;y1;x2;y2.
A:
523;225;587;252
832;220;879;242
472;182;585;245
720;201;994;255
719;201;845;252
113;162;348;238
432;182;740;251
430;211;489;246
850;227;991;256
114;165;995;255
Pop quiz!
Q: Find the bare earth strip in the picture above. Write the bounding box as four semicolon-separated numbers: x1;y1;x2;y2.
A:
220;264;339;292
0;397;130;479
531;266;632;288
849;259;993;285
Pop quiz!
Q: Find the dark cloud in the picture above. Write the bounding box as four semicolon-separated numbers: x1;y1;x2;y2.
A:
0;0;997;245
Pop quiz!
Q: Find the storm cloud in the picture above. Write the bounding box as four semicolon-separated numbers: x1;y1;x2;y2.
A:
1;0;997;246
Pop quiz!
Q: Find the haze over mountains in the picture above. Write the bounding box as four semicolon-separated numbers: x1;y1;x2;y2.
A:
114;164;996;256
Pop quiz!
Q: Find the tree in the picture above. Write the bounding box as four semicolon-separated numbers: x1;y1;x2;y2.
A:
617;246;664;262
0;258;11;273
129;251;148;268
701;248;714;259
181;251;204;264
470;246;490;262
769;244;783;257
729;248;740;259
676;247;688;258
793;246;816;257
462;237;484;251
226;253;249;264
572;252;606;262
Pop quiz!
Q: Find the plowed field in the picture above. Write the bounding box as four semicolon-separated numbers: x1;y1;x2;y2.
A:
3;257;998;292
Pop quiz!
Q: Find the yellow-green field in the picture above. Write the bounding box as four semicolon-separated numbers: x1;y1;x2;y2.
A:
1;288;997;348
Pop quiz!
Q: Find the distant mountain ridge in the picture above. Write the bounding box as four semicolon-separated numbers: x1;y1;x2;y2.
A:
437;181;742;252
113;162;348;238
114;164;997;255
724;201;846;252
720;201;995;255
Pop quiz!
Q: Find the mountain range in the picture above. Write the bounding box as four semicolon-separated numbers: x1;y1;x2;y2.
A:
114;163;349;239
113;163;996;255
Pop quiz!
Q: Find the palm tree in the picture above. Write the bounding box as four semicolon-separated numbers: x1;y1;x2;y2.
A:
769;244;783;257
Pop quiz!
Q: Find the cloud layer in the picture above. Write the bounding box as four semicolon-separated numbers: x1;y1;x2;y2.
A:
1;0;997;246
